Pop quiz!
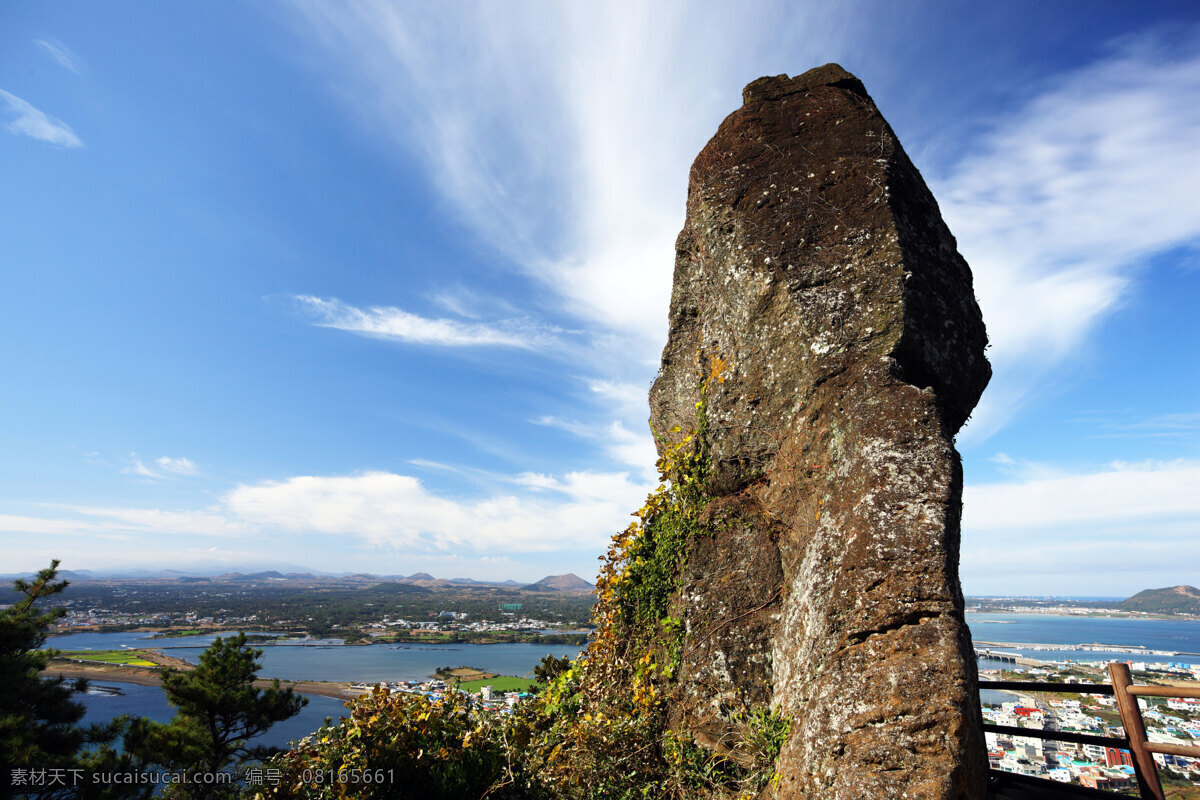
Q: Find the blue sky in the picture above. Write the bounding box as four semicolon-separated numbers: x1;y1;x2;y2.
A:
2;1;1197;595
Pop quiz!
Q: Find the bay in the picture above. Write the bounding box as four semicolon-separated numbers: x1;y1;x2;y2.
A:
49;613;1200;750
77;683;351;751
966;612;1200;665
49;631;584;683
165;641;585;683
60;633;583;753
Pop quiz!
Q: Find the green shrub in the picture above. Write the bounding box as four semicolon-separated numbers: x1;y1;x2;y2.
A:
253;689;530;800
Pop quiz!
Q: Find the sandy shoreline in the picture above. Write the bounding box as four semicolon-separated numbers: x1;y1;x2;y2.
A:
48;658;367;702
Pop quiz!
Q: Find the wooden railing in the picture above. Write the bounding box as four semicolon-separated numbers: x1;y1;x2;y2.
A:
982;662;1200;799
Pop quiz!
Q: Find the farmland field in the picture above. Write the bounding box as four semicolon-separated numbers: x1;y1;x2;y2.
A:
454;676;538;693
57;650;158;667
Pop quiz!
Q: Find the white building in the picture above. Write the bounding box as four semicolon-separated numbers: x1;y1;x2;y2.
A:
1166;697;1200;713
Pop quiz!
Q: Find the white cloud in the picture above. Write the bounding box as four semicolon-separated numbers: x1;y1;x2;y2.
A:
535;415;658;482
295;294;558;349
4;459;651;566
225;469;646;554
603;421;659;481
10;455;1196;591
35;38;81;73
961;459;1200;593
937;38;1200;439
155;456;200;476
0;89;83;147
122;454;201;480
964;459;1200;530
961;529;1198;596
587;379;648;413
512;472;561;492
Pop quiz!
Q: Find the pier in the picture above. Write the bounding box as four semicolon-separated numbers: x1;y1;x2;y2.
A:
976;647;1043;667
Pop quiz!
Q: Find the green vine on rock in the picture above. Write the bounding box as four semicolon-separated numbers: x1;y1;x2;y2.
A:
507;357;723;798
601;360;714;651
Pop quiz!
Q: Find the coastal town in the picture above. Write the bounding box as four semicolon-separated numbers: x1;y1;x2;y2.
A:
52;604;578;640
34;570;599;643
981;659;1200;792
351;674;537;716
24;573;1200;794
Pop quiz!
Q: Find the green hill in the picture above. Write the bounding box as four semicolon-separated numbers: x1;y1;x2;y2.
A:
1118;585;1200;614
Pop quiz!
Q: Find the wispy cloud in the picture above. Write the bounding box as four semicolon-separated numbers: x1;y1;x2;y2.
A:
64;505;244;537
288;6;1200;444
428;286;522;320
535;415;658;482
936;35;1200;439
284;1;849;365
0;513;103;536
1083;409;1200;439
0;89;83;148
295;294;559;349
0;505;242;538
35;38;81;73
984;453;1067;482
155;456;200;476
122;455;201;480
586;380;649;413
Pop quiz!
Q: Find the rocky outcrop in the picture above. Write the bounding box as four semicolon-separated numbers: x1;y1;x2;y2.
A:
650;65;990;798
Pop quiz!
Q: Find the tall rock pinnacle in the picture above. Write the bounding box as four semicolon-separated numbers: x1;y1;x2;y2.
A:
650;64;990;798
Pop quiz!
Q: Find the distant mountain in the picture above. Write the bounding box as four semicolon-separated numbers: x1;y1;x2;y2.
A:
55;570;97;581
0;565;591;591
50;562;338;580
523;573;594;592
395;573;521;589
208;571;291;582
115;568;205;579
367;581;433;594
1119;585;1200;615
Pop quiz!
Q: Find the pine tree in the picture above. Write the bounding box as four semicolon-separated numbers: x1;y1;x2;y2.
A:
0;561;143;800
128;633;305;798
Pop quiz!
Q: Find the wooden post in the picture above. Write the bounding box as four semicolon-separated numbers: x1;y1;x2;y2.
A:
1108;662;1165;800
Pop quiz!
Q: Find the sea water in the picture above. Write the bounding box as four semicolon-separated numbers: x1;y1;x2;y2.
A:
58;633;583;750
967;612;1200;665
50;631;584;682
78;682;351;750
53;614;1200;747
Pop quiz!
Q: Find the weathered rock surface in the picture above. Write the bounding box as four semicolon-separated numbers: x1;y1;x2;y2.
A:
651;64;990;798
